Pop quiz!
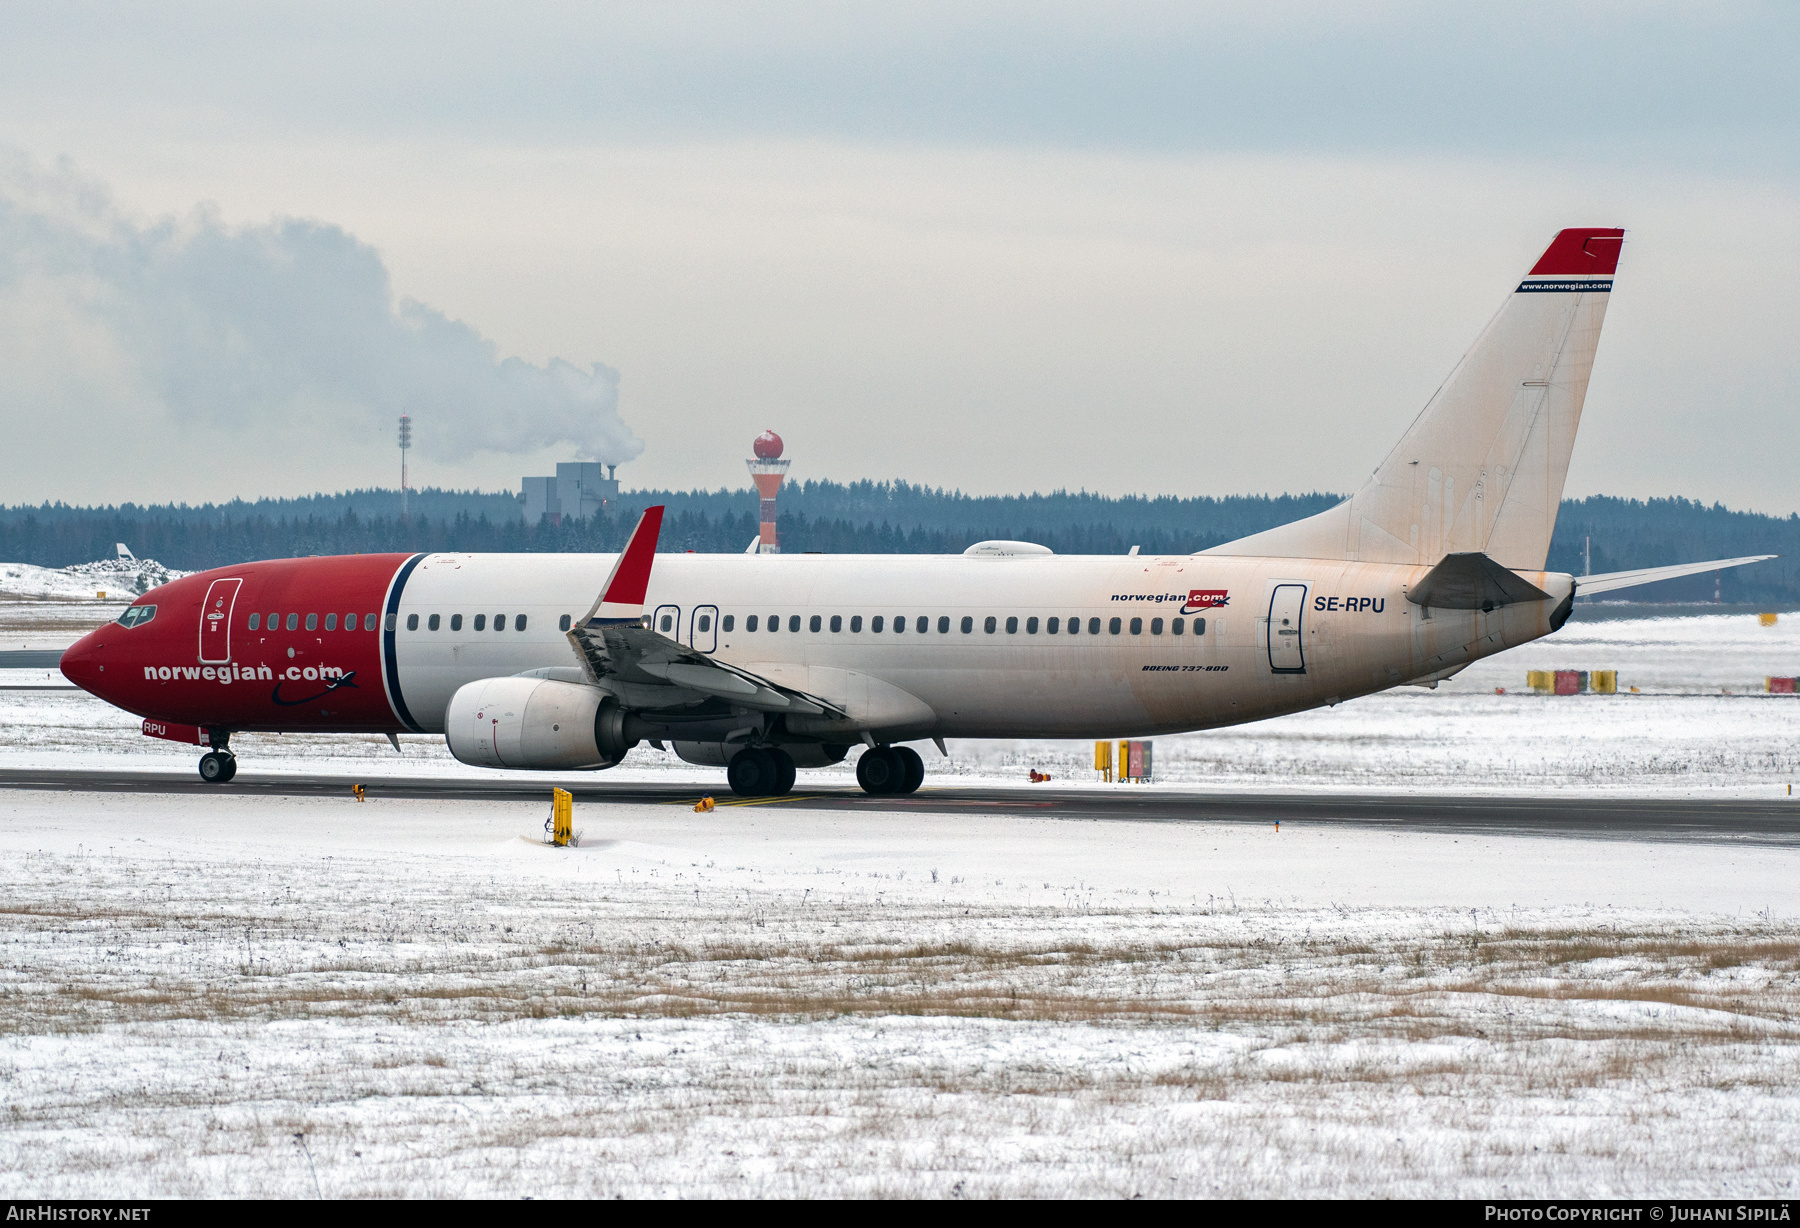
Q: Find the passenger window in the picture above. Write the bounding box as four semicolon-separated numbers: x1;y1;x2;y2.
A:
474;614;487;631
429;614;440;631
345;612;356;629
937;616;949;633
365;614;378;631
658;614;672;632
1129;618;1142;635
1172;617;1184;635
1109;617;1122;634
326;614;338;631
1194;618;1206;636
809;615;821;632
768;614;780;632
850;616;863;632
721;615;734;632
893;615;905;633
699;615;711;632
518;615;527;631
1047;617;1059;634
916;616;928;633
247;613;259;631
286;613;299;631
496;615;508;631
1067;616;1080;635
747;615;759;632
872;616;885;633
451;614;463;631
385;612;396;632
305;613;318;630
961;616;973;633
830;615;842;632
1088;617;1101;634
1005;616;1018;634
1027;617;1039;633
1151;618;1163;635
789;615;800;632
267;612;279;629
406;614;419;631
984;616;996;633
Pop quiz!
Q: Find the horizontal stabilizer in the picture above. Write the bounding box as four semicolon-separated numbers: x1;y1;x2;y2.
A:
1579;555;1776;597
1408;552;1552;610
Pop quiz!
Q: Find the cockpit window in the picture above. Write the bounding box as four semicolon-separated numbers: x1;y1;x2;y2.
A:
118;604;156;629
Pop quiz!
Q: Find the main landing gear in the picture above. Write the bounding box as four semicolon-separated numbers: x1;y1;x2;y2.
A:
198;732;237;784
856;745;924;796
726;746;798;798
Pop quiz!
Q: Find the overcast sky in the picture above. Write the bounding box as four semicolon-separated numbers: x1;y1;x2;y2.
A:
1;2;1796;511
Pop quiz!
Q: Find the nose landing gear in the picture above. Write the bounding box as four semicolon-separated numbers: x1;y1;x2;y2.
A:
198;731;237;783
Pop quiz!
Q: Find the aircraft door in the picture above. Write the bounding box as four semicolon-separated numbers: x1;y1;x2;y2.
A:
1267;584;1307;673
690;605;719;653
652;604;682;640
198;578;242;664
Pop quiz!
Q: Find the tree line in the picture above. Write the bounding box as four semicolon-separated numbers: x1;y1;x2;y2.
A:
2;484;1795;604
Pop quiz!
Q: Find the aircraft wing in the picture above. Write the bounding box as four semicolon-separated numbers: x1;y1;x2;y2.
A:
563;507;846;718
1578;555;1776;597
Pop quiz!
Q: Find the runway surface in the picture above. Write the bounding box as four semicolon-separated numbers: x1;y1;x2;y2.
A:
4;766;1799;844
0;650;65;668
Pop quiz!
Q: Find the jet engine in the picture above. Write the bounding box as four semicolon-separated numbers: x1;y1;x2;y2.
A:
444;677;639;770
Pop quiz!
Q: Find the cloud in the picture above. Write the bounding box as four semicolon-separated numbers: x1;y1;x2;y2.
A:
0;152;643;467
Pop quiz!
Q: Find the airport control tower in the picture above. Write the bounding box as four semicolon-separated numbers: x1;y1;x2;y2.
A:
746;430;789;554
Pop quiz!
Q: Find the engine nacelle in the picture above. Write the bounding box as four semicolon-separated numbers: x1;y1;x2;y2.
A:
672;741;848;769
444;677;637;770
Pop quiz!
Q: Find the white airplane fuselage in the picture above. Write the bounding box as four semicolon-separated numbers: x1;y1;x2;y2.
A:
391;550;1571;739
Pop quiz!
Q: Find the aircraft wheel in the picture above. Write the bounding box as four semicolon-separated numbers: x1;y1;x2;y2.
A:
894;746;925;794
199;751;234;784
727;748;776;797
768;748;797;795
856;747;903;795
217;753;237;782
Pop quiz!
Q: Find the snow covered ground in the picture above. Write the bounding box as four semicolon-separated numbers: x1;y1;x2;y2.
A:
3;791;1800;1197
6;601;1800;1196
0;558;184;604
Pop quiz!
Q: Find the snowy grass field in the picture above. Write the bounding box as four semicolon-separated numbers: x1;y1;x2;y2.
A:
5;792;1800;1198
6;596;1800;1195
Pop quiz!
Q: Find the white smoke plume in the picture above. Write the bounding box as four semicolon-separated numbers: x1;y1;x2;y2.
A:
0;153;643;466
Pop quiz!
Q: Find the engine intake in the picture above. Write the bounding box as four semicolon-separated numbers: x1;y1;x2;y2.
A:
444;677;638;770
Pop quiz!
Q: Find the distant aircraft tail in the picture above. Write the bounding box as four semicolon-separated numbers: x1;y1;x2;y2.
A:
1206;228;1623;570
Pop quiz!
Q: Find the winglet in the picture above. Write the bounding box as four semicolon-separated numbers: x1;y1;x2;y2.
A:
578;506;664;627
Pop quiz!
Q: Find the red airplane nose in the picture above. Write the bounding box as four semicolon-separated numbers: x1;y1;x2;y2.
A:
60;627;107;693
